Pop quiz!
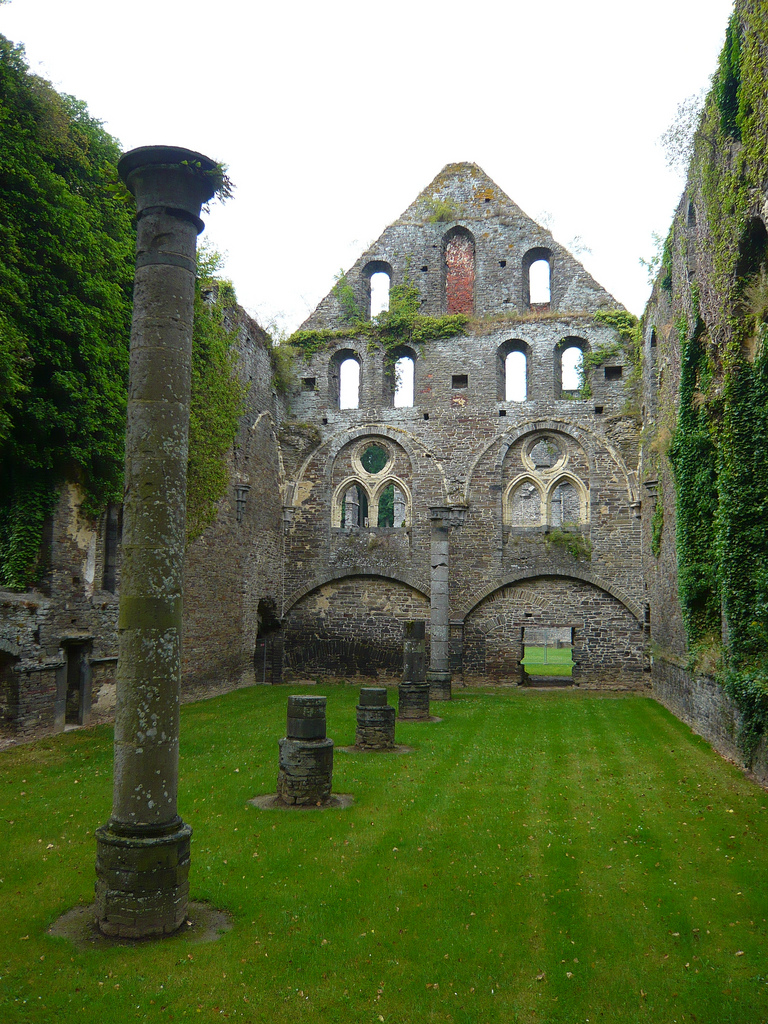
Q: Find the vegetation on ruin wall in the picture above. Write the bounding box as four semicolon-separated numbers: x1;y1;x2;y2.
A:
580;309;642;409
186;251;247;543
288;272;469;362
0;37;242;586
663;3;768;756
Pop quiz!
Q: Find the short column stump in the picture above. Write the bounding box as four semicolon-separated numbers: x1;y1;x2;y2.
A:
277;695;333;805
398;681;431;720
356;687;396;749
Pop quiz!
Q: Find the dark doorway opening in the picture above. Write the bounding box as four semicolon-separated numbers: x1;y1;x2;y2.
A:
255;599;282;685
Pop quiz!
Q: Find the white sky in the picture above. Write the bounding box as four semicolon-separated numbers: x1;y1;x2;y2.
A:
2;0;734;334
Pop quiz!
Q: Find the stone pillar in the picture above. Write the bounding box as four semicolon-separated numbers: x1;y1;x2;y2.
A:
398;620;430;720
344;486;359;528
426;508;451;700
356;687;396;748
393;487;406;528
277;695;334;805
95;147;219;938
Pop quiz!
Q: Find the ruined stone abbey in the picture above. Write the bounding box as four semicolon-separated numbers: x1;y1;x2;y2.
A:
3;0;768;783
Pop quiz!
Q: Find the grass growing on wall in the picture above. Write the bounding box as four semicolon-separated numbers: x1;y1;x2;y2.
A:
2;686;768;1024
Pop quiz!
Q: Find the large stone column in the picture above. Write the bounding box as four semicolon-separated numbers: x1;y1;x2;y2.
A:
95;147;220;938
426;506;466;701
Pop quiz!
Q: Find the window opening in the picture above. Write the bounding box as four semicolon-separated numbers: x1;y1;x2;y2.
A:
529;259;551;306
342;484;368;527
528;437;561;469
445;230;475;314
377;483;406;527
605;366;623;380
452;374;468;389
103;502;122;593
361;443;388;474
561;346;583;392
394;355;415;408
301;377;316;390
550;480;581;526
339;358;360;409
508;481;542;527
521;627;573;678
370;271;390;317
505;350;527;401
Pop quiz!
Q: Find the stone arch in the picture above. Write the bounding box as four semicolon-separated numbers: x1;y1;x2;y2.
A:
282;573;431;681
332;476;374;528
370;476;412;527
546;472;589;526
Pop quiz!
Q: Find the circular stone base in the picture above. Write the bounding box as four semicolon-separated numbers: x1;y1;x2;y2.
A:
396;715;443;723
336;744;415;755
249;793;354;810
48;901;232;949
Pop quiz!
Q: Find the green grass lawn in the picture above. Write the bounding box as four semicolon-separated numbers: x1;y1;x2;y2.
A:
1;686;767;1023
522;646;574;677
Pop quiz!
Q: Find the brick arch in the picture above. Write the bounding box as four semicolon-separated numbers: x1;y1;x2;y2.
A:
283;568;430;615
459;569;643;622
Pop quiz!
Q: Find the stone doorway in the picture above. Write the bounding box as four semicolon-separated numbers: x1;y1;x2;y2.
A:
521;626;574;685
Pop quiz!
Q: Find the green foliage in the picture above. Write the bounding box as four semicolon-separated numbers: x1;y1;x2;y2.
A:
289;272;468;363
424;196;462;223
0;36;135;588
669;318;720;644
186;251;247;543
716;10;742;140
269;342;299;395
332;270;361;325
544;527;592;561
650;498;664;558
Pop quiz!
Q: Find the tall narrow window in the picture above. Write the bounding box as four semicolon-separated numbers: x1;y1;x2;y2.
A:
394;355;414;407
561;346;583;392
342;484;368;527
370;271;390;317
505;350;527;401
376;483;406;527
103;502;122;593
508;481;542;527
529;259;551;305
339;357;360;409
444;228;475;314
550;480;581;527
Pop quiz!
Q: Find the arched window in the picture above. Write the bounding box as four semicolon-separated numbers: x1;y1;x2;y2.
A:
330;349;362;409
522;247;553;311
550;479;582;527
339;358;360;409
370;272;390;317
556;337;587;397
497;340;528;402
505;351;527;401
394;355;415;408
376;482;407;527
529;260;551;305
363;261;394;321
341;484;369;527
507;480;542;527
561;347;582;391
443;227;475;314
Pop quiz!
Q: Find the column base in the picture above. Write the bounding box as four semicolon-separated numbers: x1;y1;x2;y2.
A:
427;670;452;701
95;820;192;938
398;681;430;720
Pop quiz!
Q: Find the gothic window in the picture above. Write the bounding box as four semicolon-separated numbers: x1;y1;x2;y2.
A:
550;479;582;527
556;337;588;397
394;355;415;408
341;484;369;527
363;260;394;320
507;479;543;527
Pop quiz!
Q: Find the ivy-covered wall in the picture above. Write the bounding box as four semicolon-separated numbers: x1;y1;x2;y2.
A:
642;0;768;772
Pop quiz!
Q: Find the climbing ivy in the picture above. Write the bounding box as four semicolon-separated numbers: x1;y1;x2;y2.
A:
659;1;768;757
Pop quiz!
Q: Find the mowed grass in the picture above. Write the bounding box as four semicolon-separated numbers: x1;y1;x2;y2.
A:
522;647;573;677
1;687;768;1024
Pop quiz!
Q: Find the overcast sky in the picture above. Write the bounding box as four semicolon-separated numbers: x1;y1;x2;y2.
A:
3;0;734;334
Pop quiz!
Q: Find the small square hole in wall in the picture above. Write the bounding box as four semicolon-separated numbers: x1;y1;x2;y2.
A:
499;409;506;416
452;374;468;389
605;366;623;380
499;260;507;268
594;406;604;415
301;377;316;390
421;266;428;272
322;417;328;425
423;413;429;420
